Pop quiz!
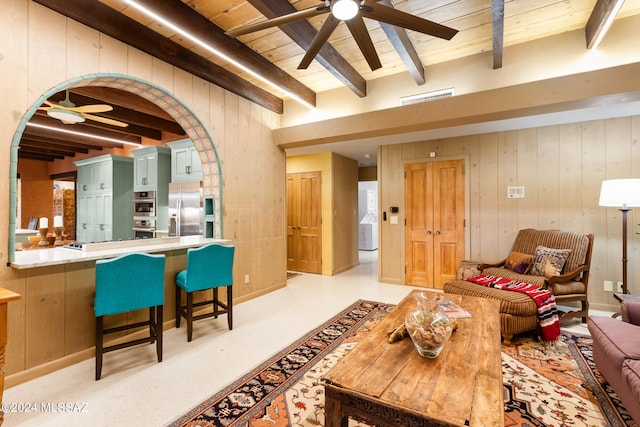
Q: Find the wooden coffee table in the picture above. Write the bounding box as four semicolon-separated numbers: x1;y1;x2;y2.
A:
323;290;503;427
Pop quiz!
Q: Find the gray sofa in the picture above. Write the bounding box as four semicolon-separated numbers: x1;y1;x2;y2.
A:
588;300;640;423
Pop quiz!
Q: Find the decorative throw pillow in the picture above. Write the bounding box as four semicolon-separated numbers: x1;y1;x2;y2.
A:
504;251;534;274
529;246;571;277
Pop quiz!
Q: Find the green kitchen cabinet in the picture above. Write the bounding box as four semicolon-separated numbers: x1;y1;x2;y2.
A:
131;146;171;233
168;139;203;183
132;146;171;191
75;155;133;242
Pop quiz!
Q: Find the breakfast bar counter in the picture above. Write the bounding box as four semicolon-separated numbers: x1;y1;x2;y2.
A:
11;236;230;269
4;236;234;387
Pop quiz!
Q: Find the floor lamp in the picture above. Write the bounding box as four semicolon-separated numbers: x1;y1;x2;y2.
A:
599;179;640;294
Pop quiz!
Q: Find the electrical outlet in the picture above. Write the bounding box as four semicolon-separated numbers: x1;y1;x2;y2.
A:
617;281;624;293
604;280;613;292
244;274;250;284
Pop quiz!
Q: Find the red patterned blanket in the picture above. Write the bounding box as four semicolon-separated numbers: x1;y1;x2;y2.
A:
465;274;561;343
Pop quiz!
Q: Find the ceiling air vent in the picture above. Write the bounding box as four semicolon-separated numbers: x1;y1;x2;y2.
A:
400;88;455;106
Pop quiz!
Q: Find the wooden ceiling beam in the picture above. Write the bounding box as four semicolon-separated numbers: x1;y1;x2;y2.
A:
69;87;172;119
19;145;76;159
33;0;286;113
20;133;104;152
378;0;425;85
18;152;57;162
492;0;504;69
18;147;65;161
65;90;186;135
20;138;90;155
127;0;315;108
246;0;367;97
586;0;624;49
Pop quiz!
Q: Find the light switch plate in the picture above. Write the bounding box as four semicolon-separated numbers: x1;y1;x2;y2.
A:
507;186;525;199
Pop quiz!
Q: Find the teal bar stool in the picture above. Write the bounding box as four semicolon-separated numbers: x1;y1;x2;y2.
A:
175;243;235;342
94;252;165;380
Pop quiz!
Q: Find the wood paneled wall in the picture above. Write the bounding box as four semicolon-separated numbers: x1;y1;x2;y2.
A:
331;153;359;275
379;117;640;311
0;1;286;377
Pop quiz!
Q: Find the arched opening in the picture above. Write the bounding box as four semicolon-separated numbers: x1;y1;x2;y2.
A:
8;74;222;262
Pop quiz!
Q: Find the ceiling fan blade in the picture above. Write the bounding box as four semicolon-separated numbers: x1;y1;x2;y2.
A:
82;113;129;128
73;104;113;113
298;14;340;70
226;5;329;37
363;3;458;40
346;15;382;71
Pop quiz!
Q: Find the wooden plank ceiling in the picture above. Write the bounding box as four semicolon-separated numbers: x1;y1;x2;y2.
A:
24;0;640;163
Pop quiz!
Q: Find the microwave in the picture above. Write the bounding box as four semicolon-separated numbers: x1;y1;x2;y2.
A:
133;191;156;216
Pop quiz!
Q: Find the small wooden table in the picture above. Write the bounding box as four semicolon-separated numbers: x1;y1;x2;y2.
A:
0;288;21;425
612;293;640;318
323;290;503;427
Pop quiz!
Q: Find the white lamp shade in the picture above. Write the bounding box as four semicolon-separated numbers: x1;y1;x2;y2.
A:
599;179;640;208
331;0;359;20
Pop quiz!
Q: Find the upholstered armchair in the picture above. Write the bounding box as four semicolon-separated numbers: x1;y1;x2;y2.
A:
477;229;594;322
445;229;594;342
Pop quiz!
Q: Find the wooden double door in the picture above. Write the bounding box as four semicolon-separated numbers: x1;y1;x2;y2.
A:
405;160;465;289
287;172;322;273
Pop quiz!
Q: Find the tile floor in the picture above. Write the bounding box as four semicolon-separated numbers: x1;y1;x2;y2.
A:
2;251;608;426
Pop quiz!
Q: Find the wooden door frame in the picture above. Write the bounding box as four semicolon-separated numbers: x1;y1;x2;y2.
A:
400;155;471;285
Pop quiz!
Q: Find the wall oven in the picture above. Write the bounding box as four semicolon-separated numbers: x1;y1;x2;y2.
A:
133;191;156;238
134;191;156;216
133;219;156;239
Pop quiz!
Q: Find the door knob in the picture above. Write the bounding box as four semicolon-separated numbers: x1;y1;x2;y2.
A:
435;230;441;235
426;231;432;235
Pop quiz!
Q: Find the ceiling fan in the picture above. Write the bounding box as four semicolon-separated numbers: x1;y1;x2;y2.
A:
226;0;458;71
38;90;128;127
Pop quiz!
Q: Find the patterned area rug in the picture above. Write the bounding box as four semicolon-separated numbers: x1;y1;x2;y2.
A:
169;300;636;427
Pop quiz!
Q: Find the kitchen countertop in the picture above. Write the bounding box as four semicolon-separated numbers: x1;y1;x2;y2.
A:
11;235;230;269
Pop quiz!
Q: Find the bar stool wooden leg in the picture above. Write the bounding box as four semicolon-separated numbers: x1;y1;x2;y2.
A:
149;307;155;341
175;286;181;328
227;286;233;330
213;288;219;319
95;316;104;381
187;292;194;342
157;306;163;362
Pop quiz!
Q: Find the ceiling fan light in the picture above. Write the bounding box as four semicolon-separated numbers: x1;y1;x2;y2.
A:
330;0;359;21
47;108;85;124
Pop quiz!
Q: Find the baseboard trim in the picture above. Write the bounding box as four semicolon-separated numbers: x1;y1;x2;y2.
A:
5;282;287;389
5;348;95;389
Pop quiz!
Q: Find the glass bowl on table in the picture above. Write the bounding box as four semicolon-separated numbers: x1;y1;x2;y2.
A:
404;292;453;358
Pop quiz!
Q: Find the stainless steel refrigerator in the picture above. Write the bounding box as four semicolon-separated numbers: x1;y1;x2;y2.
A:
168;181;203;236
